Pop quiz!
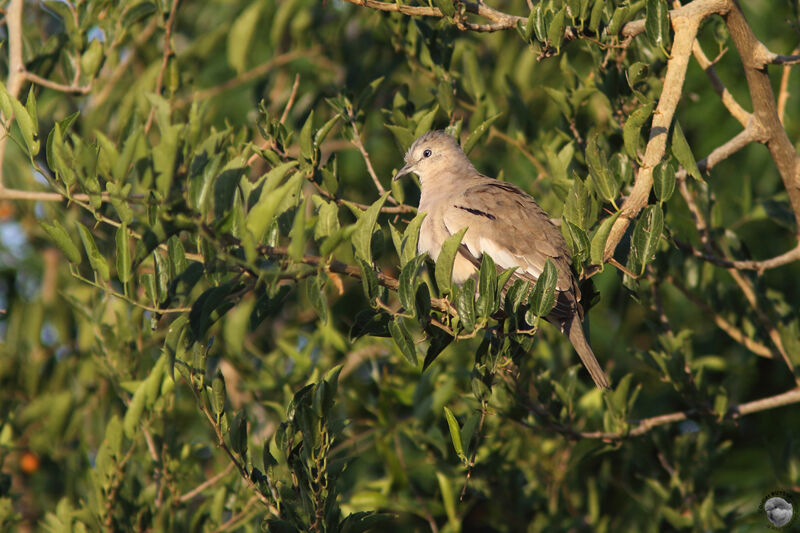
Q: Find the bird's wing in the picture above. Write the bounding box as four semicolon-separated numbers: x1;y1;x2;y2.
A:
441;179;574;292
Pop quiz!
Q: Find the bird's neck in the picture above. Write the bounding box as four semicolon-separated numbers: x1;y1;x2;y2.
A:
418;165;480;205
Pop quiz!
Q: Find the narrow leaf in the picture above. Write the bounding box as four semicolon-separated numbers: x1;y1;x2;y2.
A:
671;121;703;182
352;192;390;264
434;227;468;296
528;259;558;317
443;407;466;462
462;113;502;154
623;103;654;160
590;211;622;265
40;221;81;264
389;317;417;366
116;223;132;284
76;223;110;281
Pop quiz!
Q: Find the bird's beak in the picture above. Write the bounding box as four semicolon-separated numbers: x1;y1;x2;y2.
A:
392;162;414;181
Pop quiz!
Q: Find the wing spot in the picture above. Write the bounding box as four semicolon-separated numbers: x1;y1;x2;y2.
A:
455;205;496;220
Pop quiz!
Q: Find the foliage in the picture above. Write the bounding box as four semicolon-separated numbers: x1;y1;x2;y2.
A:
1;0;800;531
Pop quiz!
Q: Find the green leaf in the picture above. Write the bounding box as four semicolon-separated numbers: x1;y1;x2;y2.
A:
299;110;315;162
623;103;654;160
76;223;110;281
358;259;382;306
40;221;81;264
586;131;618;203
313;198;340;240
11;91;39;157
544;87;572;119
630;204;664;275
423;325;453;370
25;86;38;134
398;212;425;267
436;471;458;530
434;227;468;296
389;317;417;366
590;210;621;265
123;380;147;439
211;370;227;417
476;254;498;318
462;113;501;154
646;0;671;55
305;274;328;323
547;7;567;52
671;121;703;182
116;223;132;284
229;410;248;457
227;0;264;74
288;197;308;262
652;159;676;203
443;407;466;463
122;1;157;26
456;277;477;332
433;0;455;18
562;220;589;265
627;62;649;89
563;175;591;230
246;166;301;241
532;4;546;42
385;124;416;152
607;5;630;36
352;192;390;264
528;259;558;318
588;0;604;33
398;255;424;314
414;105;440;138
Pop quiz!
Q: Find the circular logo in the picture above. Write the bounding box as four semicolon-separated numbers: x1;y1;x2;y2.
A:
760;491;796;530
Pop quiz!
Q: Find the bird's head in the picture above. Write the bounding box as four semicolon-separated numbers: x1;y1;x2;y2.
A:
392;130;470;182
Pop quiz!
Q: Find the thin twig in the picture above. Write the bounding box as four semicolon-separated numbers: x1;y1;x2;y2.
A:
348;113;392;201
179;462;236;502
247;73;301;167
777;46;800;124
690;38;750;127
179;48;320;106
91;17;160;109
145;0;180;134
666;275;774;358
22;71;92;94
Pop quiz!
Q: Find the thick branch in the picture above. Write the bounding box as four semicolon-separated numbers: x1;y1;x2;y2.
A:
0;0;25;191
726;2;800;234
604;11;707;260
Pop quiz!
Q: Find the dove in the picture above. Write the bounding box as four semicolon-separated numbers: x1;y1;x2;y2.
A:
394;130;610;389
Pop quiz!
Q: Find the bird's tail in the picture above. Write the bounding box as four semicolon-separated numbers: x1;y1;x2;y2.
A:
565;313;610;390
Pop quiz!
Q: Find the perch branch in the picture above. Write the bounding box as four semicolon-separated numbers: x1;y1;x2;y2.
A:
604;7;710;260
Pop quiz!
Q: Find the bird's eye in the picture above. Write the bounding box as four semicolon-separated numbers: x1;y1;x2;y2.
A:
423;149;432;158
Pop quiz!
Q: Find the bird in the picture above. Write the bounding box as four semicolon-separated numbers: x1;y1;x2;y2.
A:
393;130;610;389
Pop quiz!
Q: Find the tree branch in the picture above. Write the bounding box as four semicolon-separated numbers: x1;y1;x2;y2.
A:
604;8;710;260
666;275;775;359
529;387;800;440
690;39;750;127
179;48;321;106
777;46;799;124
725;1;800;234
145;0;181;134
0;0;25;192
338;0;524;32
